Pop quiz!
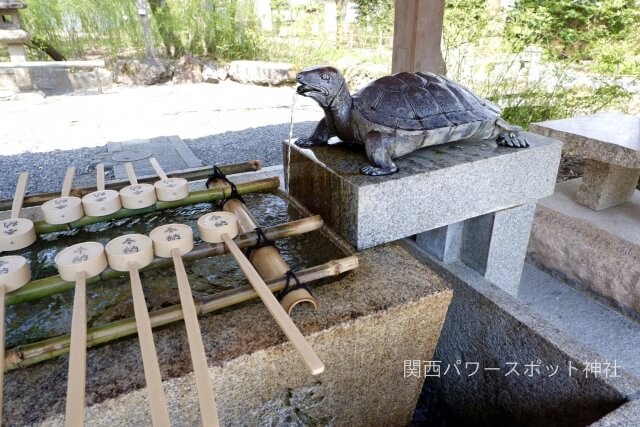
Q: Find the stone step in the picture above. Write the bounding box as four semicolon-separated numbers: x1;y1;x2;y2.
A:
518;263;640;380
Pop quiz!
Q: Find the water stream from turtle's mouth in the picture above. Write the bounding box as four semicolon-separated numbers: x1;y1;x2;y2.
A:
286;93;298;193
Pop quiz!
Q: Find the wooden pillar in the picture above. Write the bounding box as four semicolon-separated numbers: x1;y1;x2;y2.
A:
391;0;445;74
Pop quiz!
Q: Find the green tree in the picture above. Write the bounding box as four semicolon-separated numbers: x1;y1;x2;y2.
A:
353;0;393;36
505;0;640;59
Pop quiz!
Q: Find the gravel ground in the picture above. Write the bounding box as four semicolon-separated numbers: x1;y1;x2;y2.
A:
0;81;321;197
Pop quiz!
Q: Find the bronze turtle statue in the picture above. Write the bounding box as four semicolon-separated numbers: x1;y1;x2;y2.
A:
295;66;528;176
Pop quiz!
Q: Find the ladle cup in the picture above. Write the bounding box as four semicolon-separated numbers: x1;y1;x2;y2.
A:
41;167;84;225
0;256;31;422
197;211;324;375
150;224;219;427
119;163;157;209
55;242;108;426
105;234;170;427
149;158;189;202
0;172;36;251
81;163;122;217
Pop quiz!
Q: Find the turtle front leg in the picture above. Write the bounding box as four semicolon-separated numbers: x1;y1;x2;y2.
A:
360;131;398;176
296;118;334;147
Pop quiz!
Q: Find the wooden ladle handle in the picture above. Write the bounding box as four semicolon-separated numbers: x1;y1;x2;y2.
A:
96;163;105;192
61;167;76;198
149;158;168;181
171;249;219;427
125;163;138;185
128;264;170;427
65;272;87;427
10;172;28;220
221;234;325;375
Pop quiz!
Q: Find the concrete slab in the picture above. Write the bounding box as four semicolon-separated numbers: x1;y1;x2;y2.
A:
4;242;452;426
284;132;561;250
109;135;203;180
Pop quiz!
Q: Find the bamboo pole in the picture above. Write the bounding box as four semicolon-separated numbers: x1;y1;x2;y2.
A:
6;215;323;306
33;177;279;235
4;256;359;371
221;198;318;313
0;161;262;211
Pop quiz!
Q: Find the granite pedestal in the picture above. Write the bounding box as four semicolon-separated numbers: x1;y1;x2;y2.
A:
284;132;561;295
530;112;640;210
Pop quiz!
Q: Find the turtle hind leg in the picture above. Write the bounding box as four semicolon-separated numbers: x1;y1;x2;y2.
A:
360;131;398;176
495;117;529;148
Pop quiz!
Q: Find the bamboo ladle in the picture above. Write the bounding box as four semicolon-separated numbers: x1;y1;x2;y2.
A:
119;163;157;209
197;211;324;375
149;158;189;202
54;242;108;426
150;224;219;427
41;167;84;225
105;234;170;427
0;255;31;423
0;172;36;252
81;163;121;217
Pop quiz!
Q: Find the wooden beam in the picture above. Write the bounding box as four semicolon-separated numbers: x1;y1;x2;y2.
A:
391;0;445;74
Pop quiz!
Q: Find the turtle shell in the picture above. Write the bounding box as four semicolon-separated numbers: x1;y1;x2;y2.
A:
352;72;502;131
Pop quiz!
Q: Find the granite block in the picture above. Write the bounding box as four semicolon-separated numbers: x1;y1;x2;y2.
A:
530;112;640;170
527;179;640;319
575;160;640;210
416;222;463;263
479;203;536;295
285;132;562;250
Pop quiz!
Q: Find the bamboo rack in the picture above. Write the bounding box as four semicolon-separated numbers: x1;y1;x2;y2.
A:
0;160;262;211
6;215;324;306
4;256;359;371
33;177;279;235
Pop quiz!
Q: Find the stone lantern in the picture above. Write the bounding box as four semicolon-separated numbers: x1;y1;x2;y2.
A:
0;1;32;89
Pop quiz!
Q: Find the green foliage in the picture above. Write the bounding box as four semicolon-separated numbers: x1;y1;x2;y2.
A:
505;0;640;60
443;0;491;50
442;0;635;129
17;0;263;61
499;84;632;128
353;0;393;36
21;0;142;59
154;0;263;59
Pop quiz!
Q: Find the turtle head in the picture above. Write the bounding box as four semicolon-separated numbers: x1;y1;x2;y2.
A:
296;66;346;108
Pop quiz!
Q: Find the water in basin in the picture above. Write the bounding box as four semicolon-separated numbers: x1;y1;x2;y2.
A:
6;192;344;348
